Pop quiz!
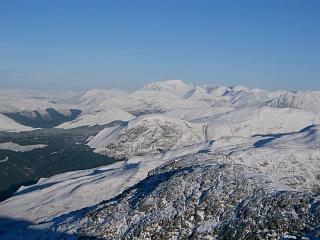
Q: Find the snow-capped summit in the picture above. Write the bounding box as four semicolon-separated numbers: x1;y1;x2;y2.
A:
141;79;194;96
1;80;320;239
66;88;128;107
183;85;231;107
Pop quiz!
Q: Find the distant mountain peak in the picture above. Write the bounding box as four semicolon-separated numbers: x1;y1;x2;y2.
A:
141;80;194;95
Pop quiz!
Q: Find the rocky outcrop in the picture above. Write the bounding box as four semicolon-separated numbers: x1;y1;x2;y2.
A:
54;153;320;239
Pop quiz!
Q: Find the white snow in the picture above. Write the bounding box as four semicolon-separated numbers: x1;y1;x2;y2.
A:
0;88;81;131
56;108;134;129
1;80;320;238
0;156;8;163
0;142;47;152
268;90;320;113
142;79;194;96
66;88;128;109
3;122;320;227
0;89;78;114
0;114;34;132
199;105;320;139
0;144;204;223
89;115;207;159
162;107;234;121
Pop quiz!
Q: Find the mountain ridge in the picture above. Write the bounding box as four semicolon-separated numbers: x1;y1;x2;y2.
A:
0;80;320;239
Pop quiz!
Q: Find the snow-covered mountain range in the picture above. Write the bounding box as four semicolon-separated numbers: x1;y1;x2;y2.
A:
0;80;320;239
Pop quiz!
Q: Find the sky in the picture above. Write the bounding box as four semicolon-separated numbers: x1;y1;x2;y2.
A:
0;0;319;90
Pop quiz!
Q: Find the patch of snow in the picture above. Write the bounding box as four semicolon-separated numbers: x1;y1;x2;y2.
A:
0;142;47;152
0;156;8;163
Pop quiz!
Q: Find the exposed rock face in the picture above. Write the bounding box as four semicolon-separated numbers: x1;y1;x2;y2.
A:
54;153;320;239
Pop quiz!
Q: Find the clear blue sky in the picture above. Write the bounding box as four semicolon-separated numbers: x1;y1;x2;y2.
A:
0;0;319;90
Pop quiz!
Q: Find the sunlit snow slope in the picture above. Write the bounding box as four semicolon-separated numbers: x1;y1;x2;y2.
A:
0;80;320;239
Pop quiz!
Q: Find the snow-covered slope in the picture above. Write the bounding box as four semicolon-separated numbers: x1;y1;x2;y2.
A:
0;114;34;132
183;84;284;107
161;106;234;121
88;115;206;159
0;160;151;222
0;89;82;129
0;89;78;114
50;153;319;240
56;108;135;129
222;86;284;106
69;90;203;116
268;90;320;113
1;80;320;239
142;79;194;96
199;105;320;139
202;126;320;192
2;142;319;239
66;89;127;108
0;89;78;104
264;124;320;149
66;80;208;115
0;143;205;224
0;142;47;152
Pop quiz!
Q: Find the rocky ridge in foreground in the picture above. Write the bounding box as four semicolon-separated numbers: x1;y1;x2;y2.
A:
52;152;320;240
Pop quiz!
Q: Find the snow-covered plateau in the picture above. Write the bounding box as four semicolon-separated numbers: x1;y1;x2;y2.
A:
0;80;320;239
